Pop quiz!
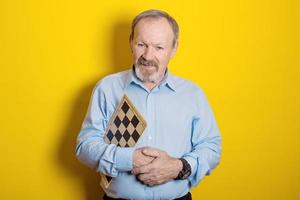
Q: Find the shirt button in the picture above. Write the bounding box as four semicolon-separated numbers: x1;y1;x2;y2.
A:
148;136;152;140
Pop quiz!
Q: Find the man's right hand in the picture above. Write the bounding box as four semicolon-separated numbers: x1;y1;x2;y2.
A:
133;147;155;168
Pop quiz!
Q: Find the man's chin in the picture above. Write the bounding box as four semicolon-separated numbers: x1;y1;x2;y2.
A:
135;69;161;83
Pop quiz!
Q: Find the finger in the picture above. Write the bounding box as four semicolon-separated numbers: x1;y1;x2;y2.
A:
137;173;153;182
132;164;152;175
142;147;161;157
138;171;163;182
138;174;165;186
138;176;155;186
145;178;165;186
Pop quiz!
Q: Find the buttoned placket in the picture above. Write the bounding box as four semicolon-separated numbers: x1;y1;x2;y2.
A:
144;86;163;198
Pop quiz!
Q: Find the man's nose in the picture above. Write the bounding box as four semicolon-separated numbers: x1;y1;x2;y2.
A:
142;47;154;60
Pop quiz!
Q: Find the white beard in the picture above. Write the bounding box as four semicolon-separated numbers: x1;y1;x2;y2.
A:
135;65;163;83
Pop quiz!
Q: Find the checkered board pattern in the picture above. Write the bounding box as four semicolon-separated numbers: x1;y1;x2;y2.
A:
104;94;147;147
101;94;147;189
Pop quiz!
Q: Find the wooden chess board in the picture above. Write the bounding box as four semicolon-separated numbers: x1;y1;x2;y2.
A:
101;94;147;188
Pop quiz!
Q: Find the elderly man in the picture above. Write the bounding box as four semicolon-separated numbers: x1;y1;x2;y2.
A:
75;9;221;200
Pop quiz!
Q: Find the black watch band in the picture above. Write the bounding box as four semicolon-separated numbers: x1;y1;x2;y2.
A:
175;158;191;180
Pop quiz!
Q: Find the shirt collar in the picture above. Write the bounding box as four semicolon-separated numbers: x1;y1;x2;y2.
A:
124;65;177;92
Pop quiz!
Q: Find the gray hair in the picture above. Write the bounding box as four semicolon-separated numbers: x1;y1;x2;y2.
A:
129;9;179;47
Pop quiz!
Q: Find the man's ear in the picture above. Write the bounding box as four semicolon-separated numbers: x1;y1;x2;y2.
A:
129;38;134;53
170;41;179;58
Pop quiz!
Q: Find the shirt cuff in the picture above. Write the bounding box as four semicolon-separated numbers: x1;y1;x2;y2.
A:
115;147;135;171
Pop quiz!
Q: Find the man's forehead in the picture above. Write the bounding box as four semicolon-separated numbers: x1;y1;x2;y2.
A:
133;17;174;43
136;17;171;30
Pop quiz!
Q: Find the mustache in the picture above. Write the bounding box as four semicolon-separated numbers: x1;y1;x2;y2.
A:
137;56;158;68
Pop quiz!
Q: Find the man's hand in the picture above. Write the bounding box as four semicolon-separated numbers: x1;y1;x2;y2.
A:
133;147;155;168
132;147;183;186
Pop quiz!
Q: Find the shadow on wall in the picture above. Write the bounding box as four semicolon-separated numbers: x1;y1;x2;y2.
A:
57;20;132;200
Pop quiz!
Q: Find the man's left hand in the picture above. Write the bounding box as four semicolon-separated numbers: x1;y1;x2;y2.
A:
131;147;183;186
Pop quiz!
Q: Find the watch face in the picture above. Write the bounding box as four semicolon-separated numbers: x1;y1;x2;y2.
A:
181;169;191;179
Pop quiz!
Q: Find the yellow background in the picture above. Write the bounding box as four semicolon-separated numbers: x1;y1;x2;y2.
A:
0;0;299;199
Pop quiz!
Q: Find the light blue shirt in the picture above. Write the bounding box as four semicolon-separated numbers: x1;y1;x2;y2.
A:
75;68;221;200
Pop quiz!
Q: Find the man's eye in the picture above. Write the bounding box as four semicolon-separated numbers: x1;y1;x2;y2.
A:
156;46;164;50
137;43;145;47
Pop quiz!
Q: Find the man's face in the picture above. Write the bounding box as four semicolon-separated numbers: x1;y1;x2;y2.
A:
130;17;177;83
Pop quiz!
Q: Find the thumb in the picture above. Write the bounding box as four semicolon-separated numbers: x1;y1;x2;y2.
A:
142;147;160;157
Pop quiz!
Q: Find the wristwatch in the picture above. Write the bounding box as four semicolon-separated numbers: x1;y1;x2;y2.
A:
175;158;191;180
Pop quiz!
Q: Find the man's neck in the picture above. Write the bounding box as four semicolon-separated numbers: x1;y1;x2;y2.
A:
143;82;157;91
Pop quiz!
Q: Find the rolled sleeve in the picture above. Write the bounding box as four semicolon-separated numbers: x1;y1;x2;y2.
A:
76;81;136;177
115;147;135;171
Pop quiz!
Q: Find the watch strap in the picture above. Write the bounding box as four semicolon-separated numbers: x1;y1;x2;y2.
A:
175;158;191;180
